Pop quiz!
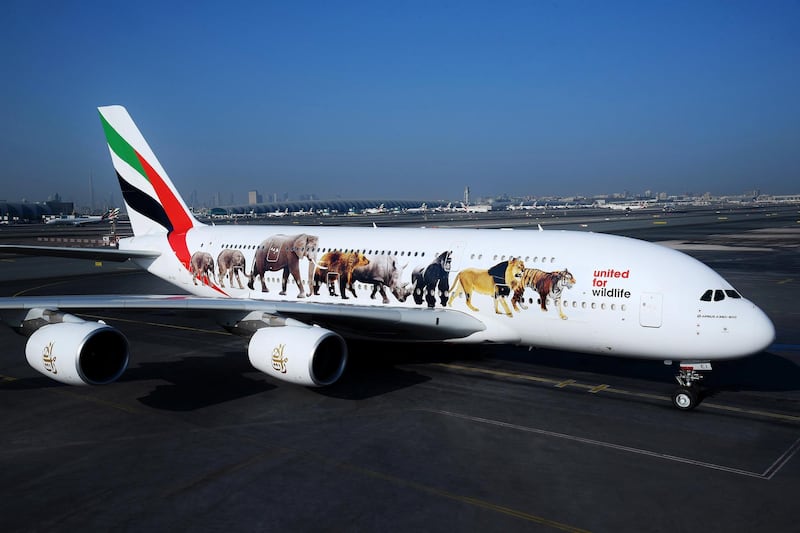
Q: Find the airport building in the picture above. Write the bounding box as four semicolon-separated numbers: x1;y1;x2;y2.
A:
0;200;74;223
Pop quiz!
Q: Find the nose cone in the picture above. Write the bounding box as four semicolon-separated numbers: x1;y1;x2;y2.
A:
741;303;776;356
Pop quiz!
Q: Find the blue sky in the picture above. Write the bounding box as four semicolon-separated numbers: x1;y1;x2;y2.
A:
2;1;799;207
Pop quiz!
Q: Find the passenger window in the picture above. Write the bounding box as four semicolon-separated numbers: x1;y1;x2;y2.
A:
725;290;741;299
700;290;712;302
714;290;725;301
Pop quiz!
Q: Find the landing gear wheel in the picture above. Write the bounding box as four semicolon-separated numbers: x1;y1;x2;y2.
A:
672;387;698;411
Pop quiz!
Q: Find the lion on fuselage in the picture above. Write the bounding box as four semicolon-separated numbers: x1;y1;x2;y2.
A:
447;258;525;317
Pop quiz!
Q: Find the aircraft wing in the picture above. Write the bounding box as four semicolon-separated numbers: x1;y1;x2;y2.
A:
0;295;486;342
0;245;160;262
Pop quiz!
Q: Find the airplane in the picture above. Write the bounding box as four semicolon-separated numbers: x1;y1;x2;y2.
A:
507;202;542;211
45;207;120;226
599;200;656;211
0;106;775;411
363;204;388;215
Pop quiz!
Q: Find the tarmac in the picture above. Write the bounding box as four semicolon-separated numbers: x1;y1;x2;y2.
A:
0;207;798;532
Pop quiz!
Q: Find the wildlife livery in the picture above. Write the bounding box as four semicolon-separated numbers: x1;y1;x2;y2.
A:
0;104;774;413
312;251;371;299
247;233;319;297
447;258;525;316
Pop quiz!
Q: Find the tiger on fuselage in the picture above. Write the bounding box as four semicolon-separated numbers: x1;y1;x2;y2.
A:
511;268;576;320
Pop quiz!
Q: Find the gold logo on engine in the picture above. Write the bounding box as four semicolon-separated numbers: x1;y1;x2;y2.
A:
42;341;57;375
271;344;288;373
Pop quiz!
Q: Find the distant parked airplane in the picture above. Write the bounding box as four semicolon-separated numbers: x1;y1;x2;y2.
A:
45;208;119;226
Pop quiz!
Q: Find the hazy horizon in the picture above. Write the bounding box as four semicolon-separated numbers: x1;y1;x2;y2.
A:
2;2;798;207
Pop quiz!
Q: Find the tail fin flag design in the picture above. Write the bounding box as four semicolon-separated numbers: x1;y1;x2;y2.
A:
98;105;199;237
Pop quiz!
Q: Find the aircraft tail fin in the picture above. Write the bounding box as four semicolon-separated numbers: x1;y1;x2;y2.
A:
98;105;201;236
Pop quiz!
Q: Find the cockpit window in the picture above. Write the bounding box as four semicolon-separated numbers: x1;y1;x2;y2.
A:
725;290;741;299
714;290;725;301
700;290;713;302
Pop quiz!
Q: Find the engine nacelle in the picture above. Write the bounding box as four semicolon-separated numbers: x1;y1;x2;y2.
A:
25;322;129;385
248;325;347;387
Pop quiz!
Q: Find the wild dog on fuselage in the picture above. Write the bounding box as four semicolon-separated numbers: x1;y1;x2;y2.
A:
447;258;525;317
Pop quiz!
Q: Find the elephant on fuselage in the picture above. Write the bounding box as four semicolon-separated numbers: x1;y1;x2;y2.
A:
247;234;319;298
217;249;246;289
190;251;216;286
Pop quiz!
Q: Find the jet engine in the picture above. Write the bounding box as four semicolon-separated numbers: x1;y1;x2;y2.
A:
24;319;129;386
248;325;347;386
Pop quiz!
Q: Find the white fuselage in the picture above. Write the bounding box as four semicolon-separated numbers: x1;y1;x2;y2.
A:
121;225;774;361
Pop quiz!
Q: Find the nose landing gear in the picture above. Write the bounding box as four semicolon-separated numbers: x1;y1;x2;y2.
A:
672;361;712;411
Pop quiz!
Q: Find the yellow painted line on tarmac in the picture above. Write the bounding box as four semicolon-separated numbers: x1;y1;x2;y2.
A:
433;363;800;422
10;271;140;297
653;221;668;225
13;279;74;297
0;371;143;414
777;279;794;285
329;458;592;532
698;402;800;423
167;428;591;532
434;363;562;386
49;388;146;415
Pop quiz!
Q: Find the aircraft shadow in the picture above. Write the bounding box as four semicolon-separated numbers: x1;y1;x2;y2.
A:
490;346;800;394
319;340;435;400
123;352;276;411
705;350;800;393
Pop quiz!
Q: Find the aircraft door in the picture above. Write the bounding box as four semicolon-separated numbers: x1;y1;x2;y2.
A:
639;292;663;328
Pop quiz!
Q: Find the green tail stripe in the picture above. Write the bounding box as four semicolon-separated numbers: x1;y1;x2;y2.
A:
99;112;148;181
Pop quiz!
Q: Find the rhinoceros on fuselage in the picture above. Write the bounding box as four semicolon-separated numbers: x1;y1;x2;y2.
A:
349;255;410;303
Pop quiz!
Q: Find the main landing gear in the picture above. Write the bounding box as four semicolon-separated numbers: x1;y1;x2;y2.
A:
671;361;712;411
